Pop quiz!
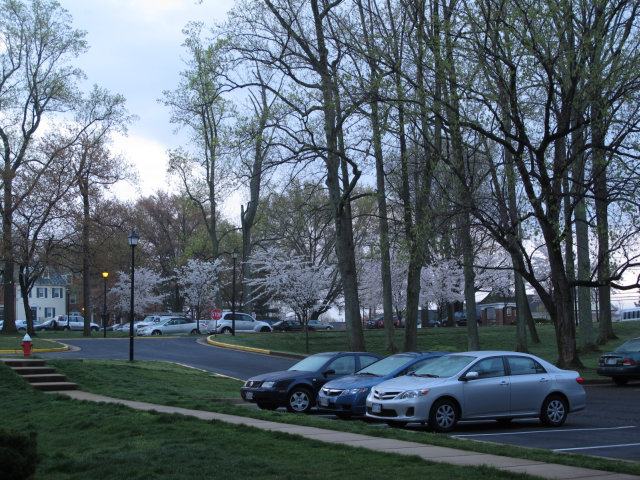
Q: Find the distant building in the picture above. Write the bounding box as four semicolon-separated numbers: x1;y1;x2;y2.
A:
14;270;70;322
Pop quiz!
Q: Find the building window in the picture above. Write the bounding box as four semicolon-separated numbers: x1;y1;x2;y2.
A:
70;294;77;304
36;287;48;298
52;288;63;298
44;307;55;318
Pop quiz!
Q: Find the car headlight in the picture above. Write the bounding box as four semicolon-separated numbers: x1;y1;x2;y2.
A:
261;381;275;388
397;389;430;399
342;387;369;396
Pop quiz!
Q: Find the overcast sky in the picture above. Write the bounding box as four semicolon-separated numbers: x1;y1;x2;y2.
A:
60;0;236;199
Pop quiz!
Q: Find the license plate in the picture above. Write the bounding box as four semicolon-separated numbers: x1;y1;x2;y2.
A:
246;392;253;400
372;403;382;413
319;397;329;407
606;358;618;365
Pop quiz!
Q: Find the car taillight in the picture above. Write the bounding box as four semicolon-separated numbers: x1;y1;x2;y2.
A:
623;358;635;366
575;377;583;384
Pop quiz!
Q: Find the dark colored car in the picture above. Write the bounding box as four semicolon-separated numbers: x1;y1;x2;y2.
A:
317;351;446;418
240;351;383;413
597;337;640;385
367;315;402;329
272;320;304;332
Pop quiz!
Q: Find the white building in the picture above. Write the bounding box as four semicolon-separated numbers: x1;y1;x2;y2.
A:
16;270;68;322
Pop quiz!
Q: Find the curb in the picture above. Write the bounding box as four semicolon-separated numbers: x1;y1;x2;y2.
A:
204;336;305;359
0;345;70;354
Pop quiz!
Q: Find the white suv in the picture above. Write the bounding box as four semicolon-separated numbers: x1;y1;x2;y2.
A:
207;312;272;334
49;315;101;331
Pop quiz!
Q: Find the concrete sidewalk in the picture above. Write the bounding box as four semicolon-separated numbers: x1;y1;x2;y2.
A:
51;389;639;480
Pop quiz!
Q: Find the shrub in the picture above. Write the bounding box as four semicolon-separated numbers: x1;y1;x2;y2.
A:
0;428;39;480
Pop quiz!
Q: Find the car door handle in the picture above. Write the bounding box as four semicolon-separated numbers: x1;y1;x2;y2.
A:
539;378;549;383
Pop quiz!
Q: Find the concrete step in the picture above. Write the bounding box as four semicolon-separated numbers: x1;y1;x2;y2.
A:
23;373;69;383
1;358;77;391
33;382;79;392
10;366;56;375
0;358;46;367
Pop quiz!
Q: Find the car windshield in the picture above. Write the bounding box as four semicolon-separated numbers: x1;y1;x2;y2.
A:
412;355;475;377
289;354;333;372
356;355;420;376
615;339;640;353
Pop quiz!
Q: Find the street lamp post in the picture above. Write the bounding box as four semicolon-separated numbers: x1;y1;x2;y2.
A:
231;248;238;336
102;272;109;338
66;288;70;320
128;231;139;361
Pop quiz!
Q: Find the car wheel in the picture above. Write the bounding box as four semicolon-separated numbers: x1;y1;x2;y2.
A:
260;327;270;332
151;330;162;336
386;420;407;428
221;327;232;334
613;376;629;386
257;402;278;410
540;394;568;427
190;329;199;335
286;387;314;413
91;327;98;332
429;398;459;433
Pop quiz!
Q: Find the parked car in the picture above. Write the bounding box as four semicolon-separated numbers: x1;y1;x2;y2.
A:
597;337;640;385
272;320;304;332
41;315;100;331
365;351;586;431
367;315;402;329
135;313;192;333
241;351;383;413
207;312;272;334
307;320;333;331
422;319;441;328
317;351;446;418
136;316;199;336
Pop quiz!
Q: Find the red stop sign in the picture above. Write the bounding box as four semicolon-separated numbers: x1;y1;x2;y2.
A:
211;309;223;320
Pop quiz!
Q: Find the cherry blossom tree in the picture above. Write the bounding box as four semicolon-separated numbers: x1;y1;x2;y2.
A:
176;259;224;322
109;268;165;319
247;247;333;352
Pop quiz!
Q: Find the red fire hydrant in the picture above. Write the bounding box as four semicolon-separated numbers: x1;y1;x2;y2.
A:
21;334;33;357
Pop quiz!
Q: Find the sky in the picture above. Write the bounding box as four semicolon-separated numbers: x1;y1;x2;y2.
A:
60;0;236;200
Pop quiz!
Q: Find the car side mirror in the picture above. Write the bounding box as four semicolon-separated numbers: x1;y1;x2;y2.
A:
462;371;479;381
323;369;336;377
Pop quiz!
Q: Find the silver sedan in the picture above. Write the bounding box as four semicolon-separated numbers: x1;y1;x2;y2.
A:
365;351;586;432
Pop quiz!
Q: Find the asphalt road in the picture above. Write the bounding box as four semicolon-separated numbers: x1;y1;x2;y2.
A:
37;336;298;379
37;336;640;462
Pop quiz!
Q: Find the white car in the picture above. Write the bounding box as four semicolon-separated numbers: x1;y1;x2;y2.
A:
136;316;199;336
44;315;101;331
206;312;272;334
366;351;586;432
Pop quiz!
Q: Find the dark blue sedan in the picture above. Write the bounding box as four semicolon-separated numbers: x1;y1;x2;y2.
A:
240;351;382;413
316;351;446;418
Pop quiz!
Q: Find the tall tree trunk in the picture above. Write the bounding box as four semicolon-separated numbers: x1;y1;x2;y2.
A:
357;0;396;353
81;177;92;336
240;82;269;315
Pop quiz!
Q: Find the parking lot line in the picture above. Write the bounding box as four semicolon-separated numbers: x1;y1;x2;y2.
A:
453;425;637;438
555;442;640;452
